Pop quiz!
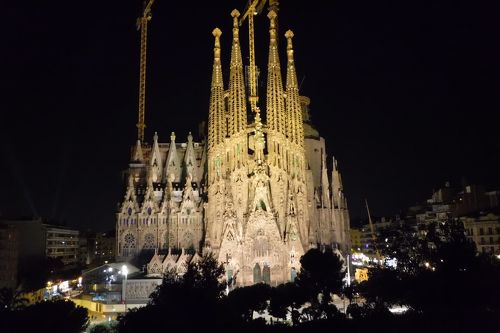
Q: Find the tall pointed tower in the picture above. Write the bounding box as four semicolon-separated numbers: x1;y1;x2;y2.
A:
227;10;250;224
206;27;227;251
265;10;288;237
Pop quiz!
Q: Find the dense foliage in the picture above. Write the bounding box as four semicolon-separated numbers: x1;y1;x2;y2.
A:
118;253;227;333
3;223;499;333
0;299;89;333
117;249;348;333
115;226;500;333
352;219;500;332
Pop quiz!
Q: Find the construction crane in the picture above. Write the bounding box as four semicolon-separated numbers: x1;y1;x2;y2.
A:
239;0;264;113
365;199;382;263
240;0;279;21
136;0;155;143
239;0;278;113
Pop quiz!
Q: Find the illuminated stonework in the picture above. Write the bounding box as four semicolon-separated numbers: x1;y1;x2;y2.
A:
116;6;350;286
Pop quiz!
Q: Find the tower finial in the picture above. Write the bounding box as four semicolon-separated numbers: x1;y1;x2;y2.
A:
268;10;277;31
269;0;280;14
285;29;294;62
231;9;240;30
212;28;222;61
268;10;277;49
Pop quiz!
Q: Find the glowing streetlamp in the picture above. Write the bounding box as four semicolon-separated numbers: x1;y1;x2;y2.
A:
121;265;129;312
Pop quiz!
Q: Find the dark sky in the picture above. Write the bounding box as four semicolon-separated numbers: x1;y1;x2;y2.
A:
2;0;500;231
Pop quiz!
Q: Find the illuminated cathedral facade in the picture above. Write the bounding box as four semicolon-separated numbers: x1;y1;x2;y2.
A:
116;6;350;286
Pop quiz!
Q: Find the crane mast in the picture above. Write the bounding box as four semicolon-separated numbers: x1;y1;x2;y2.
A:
239;0;279;113
136;0;155;143
240;0;263;113
247;6;258;112
365;199;382;261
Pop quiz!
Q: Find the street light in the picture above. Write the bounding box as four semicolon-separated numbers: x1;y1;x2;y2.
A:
121;265;129;312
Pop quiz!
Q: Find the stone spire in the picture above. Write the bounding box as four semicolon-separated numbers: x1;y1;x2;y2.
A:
143;171;156;207
321;154;331;209
164;132;180;182
208;28;226;150
124;175;138;204
285;30;304;147
331;156;345;209
184;132;196;182
133;139;144;162
265;10;285;135
150;132;162;182
228;9;247;136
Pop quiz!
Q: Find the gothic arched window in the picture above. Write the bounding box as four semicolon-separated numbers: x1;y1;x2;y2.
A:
123;233;136;257
143;233;155;249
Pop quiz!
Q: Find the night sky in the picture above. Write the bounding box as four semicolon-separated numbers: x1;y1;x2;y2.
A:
2;0;500;231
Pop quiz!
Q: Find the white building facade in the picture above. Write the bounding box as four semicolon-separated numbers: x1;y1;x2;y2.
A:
116;6;350;286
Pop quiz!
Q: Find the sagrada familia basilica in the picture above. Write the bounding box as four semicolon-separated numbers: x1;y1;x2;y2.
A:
116;1;350;286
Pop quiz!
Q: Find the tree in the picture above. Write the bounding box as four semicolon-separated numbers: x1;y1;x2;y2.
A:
379;221;423;274
269;282;307;324
359;217;500;331
383;218;478;275
119;252;226;333
7;300;89;333
182;252;226;302
295;248;345;320
88;321;118;333
358;267;409;307
224;283;272;322
0;287;28;311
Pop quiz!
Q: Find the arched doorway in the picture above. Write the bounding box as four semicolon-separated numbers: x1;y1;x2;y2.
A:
263;265;271;284
253;263;262;284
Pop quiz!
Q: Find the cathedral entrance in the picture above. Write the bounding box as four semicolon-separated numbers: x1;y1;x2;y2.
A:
253;263;262;284
262;265;271;284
